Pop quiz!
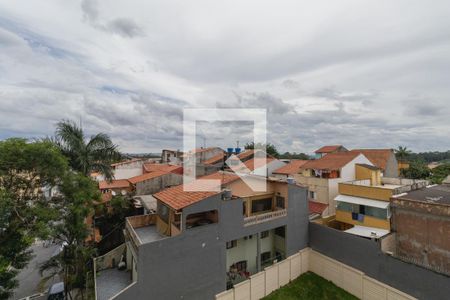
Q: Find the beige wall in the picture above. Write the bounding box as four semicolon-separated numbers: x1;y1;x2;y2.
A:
216;248;416;300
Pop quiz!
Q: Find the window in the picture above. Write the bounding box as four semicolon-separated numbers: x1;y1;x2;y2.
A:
365;206;388;219
226;240;237;249
234;260;247;272
158;203;169;223
275;226;285;238
276;196;285;208
261;230;269;239
261;251;271;264
186;210;218;229
251;198;272;213
309;191;316;199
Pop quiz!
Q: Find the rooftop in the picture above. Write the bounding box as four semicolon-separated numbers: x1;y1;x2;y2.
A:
96;268;131;300
396;184;450;206
314;145;344;153
203;153;226;165
356;163;381;171
154;172;239;210
143;163;182;173
309;201;328;215
128;170;169;184
273;160;309;175
350;149;393;171
242;157;276;171
302;152;361;171
134;225;166;243
99;179;130;190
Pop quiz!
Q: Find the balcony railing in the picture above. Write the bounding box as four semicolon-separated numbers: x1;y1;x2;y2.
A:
243;209;287;226
125;214;157;247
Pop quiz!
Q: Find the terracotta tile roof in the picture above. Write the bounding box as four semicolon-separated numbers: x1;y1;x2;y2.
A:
241;157;276;171
237;149;255;160
314;145;344;153
350;149;393;171
99;179;131;190
143;163;182;173
302;152;361;171
309;201;328;215
154;172;239;210
273;160;309;175
203;153;226;165
128;170;169;184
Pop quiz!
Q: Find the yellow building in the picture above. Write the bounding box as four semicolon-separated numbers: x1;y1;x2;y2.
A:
334;164;428;239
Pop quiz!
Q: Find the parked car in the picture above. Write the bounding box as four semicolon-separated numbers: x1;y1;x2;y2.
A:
47;282;64;300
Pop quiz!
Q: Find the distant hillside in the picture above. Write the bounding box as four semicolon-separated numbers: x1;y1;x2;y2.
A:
408;151;450;163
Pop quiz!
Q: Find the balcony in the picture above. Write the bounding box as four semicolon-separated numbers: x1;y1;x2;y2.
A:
243;209;287;226
125;214;165;247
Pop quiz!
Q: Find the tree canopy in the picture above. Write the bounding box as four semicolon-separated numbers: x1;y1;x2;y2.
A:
54;120;121;180
244;142;280;158
0;138;68;299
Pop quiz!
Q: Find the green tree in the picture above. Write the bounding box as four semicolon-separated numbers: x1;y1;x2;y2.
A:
401;160;431;179
54;120;121;180
395;146;412;162
429;163;450;184
0;138;68;299
40;173;100;300
244;142;280;158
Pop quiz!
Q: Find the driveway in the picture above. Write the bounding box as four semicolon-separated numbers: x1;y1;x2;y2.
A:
12;240;61;300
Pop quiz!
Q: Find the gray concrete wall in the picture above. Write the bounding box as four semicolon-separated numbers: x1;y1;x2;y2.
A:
309;222;450;300
116;184;308;300
135;173;182;195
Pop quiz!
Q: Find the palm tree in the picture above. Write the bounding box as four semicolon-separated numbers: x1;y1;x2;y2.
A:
54;120;121;180
395;146;412;162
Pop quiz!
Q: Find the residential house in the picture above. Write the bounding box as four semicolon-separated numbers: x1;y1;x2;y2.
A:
111;159;145;180
272;159;309;180
390;183;450;275
350;149;399;177
332;164;428;239
161;149;183;165
314;145;348;159
294;151;374;215
128;170;183;196
233;157;286;177
94;171;308;300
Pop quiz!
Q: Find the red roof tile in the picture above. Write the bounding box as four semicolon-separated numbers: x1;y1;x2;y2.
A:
273;160;309;175
203;153;226;165
350;149;393;171
241;157;275;171
302;152;361;171
143;163;182;173
309;201;328;215
314;145;344;153
99;179;131;190
128;170;169;184
154;172;239;210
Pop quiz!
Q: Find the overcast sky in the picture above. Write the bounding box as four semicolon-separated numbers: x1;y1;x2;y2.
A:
1;0;449;153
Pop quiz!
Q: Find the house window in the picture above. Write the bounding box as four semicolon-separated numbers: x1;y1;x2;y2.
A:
261;252;271;264
234;260;247;272
158;203;169;223
275;226;285;238
251;198;272;214
276;196;285;209
309;191;316;200
261;230;269;239
226;240;237;249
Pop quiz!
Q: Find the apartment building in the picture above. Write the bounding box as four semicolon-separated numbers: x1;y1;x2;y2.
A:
94;171;308;300
332;164;428;239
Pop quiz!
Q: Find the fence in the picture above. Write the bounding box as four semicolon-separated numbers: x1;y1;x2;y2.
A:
216;248;416;300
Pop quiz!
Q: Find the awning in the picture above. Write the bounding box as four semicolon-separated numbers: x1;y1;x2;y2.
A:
335;194;389;209
344;225;390;239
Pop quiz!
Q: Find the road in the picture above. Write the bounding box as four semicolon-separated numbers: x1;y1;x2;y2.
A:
12;241;61;300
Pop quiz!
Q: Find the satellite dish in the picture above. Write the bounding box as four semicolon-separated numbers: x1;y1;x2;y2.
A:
112;191;117;196
121;190;126;195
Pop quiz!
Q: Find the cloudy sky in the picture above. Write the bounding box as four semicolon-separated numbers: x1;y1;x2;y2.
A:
1;0;450;153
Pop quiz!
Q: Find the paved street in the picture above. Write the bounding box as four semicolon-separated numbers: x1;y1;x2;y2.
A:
12;241;61;300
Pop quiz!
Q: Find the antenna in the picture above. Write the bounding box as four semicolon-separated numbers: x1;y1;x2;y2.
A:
236;140;240;148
